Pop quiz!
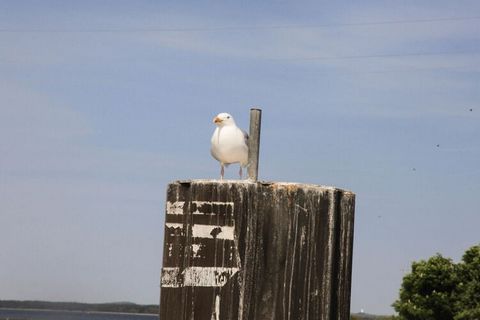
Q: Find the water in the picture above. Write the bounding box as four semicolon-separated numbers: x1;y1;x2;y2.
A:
0;309;158;320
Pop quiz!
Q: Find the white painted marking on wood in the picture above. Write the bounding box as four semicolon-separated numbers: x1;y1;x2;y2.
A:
166;223;234;240
165;222;184;229
161;267;182;288
184;267;238;286
192;201;234;206
191;244;202;258
166;201;185;215
167;243;174;257
161;267;239;288
191;201;234;215
167;201;234;215
192;225;234;240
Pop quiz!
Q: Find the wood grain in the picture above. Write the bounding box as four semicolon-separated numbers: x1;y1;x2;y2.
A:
160;180;355;320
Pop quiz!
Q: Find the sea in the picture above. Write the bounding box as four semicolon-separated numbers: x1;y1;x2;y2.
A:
0;308;158;320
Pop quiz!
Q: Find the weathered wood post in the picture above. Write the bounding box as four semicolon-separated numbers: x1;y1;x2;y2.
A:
160;111;355;320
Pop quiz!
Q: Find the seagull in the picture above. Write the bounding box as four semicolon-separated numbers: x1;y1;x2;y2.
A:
210;112;249;180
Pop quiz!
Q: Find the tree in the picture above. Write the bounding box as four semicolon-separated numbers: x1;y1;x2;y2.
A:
454;245;480;320
393;245;480;320
392;254;458;320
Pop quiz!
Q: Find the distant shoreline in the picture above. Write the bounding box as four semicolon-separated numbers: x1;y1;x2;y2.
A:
0;300;158;315
0;307;157;316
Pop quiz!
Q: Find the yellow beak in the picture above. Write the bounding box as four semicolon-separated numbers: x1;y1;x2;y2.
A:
213;117;222;124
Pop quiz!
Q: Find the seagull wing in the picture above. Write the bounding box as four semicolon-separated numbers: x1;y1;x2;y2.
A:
243;130;249;146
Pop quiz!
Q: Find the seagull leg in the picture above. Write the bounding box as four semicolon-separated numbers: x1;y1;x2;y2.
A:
239;166;243;179
220;164;224;180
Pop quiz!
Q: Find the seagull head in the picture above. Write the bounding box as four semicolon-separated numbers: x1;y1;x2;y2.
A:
213;113;236;127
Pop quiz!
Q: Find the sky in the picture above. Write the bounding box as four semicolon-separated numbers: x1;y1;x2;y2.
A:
0;0;479;315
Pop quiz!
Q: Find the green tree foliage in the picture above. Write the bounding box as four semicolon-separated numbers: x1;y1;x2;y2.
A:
393;245;480;320
455;245;480;320
392;254;458;320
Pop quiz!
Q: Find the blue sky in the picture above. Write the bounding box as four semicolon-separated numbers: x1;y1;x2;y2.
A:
1;0;479;315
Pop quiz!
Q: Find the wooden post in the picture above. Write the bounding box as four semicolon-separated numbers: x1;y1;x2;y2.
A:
247;108;262;181
160;180;355;320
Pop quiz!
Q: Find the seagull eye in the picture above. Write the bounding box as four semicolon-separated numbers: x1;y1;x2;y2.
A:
227;116;230;119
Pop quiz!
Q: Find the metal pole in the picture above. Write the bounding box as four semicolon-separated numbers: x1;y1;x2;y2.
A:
248;108;262;181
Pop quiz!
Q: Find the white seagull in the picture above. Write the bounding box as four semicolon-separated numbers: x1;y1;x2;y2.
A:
210;112;249;180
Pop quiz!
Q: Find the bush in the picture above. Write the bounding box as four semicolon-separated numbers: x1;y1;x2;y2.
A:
393;244;480;320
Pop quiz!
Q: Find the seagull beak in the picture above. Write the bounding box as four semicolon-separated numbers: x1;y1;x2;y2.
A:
213;117;222;124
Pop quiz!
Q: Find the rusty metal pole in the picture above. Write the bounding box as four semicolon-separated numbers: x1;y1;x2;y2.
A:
247;108;262;181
